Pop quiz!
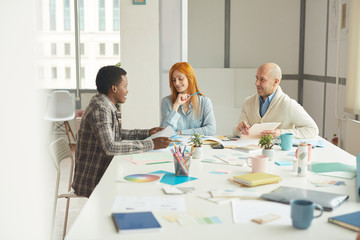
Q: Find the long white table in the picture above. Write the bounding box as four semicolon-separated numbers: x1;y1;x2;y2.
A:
66;138;359;240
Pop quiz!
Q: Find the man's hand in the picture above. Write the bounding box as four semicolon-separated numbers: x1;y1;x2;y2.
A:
149;127;164;136
236;121;250;135
152;137;172;150
261;129;281;138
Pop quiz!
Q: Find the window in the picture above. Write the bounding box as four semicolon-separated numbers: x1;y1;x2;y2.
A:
113;43;119;55
65;67;71;79
38;67;44;80
79;0;84;31
51;67;57;79
51;43;57;55
65;43;70;55
113;0;119;31
99;0;105;31
64;0;70;31
38;0;120;89
81;67;85;79
80;43;84;55
99;43;105;55
50;0;56;30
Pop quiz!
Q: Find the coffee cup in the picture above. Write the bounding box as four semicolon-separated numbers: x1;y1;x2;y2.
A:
246;155;268;173
275;133;294;151
290;199;323;229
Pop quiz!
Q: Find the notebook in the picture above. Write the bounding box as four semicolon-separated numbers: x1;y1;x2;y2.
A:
111;211;161;233
261;186;349;211
232;172;281;187
328;211;360;231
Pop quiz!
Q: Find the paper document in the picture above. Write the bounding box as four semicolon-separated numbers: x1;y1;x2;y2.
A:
111;196;186;212
130;152;173;165
231;200;291;225
146;126;175;139
248;122;281;136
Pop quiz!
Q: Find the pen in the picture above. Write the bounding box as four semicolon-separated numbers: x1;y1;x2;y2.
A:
240;127;246;134
190;91;200;97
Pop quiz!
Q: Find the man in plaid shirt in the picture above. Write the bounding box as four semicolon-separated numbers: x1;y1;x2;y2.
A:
73;66;172;197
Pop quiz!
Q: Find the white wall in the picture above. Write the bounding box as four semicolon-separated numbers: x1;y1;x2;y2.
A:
230;0;300;73
188;0;225;68
120;1;160;129
195;68;256;135
304;0;327;76
1;1;52;240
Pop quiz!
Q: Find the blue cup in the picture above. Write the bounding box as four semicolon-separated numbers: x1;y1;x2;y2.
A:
291;199;323;229
275;133;294;151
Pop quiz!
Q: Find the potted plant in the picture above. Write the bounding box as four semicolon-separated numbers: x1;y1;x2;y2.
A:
258;134;275;161
189;132;204;159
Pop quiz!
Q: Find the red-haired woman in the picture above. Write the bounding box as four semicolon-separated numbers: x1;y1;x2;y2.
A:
160;62;216;136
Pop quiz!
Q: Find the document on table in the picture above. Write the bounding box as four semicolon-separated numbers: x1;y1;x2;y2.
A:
146;126;176;139
111;196;186;212
231;199;291;225
129;152;173;165
248;122;281;136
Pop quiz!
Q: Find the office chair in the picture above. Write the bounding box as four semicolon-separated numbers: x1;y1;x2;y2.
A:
44;90;76;145
49;137;85;240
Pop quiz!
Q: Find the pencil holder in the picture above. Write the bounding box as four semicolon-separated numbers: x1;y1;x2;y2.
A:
173;154;192;176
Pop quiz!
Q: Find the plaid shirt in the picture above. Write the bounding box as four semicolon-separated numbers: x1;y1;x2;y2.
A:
72;93;154;197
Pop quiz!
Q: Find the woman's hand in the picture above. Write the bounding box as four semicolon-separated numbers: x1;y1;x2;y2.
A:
172;93;190;111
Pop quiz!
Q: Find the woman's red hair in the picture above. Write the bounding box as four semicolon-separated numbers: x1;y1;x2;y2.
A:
169;62;202;119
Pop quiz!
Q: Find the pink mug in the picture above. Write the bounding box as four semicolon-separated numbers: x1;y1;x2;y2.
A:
295;144;312;162
246;155;268;173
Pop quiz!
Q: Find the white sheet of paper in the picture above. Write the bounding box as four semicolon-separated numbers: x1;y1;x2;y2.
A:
146;126;175;139
248;122;281;136
231;199;291;225
111;196;186;212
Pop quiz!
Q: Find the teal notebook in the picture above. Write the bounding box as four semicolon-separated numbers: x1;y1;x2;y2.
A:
311;162;356;179
328;211;360;231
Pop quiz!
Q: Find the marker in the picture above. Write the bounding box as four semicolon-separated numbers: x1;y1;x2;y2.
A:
190;91;200;97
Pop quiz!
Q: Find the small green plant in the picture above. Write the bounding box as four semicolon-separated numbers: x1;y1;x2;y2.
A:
189;132;203;147
258;134;274;149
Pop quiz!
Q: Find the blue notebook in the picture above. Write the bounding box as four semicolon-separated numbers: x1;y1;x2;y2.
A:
111;211;161;233
328;211;360;231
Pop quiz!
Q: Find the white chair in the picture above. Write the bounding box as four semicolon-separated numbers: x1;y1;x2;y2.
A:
49;137;86;240
44;90;76;145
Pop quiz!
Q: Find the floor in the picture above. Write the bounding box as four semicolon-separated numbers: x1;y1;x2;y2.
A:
52;143;88;240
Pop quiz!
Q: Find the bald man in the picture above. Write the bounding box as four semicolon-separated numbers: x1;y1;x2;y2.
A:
233;63;319;139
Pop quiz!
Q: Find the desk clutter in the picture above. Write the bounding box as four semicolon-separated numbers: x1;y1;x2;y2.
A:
109;137;359;236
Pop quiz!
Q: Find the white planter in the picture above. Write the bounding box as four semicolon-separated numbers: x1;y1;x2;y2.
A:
192;146;204;159
262;148;275;161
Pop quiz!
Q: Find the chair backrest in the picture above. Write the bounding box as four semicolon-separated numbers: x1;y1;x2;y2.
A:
49;137;75;192
44;90;75;121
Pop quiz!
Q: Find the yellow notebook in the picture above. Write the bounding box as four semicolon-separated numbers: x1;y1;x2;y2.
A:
233;172;281;187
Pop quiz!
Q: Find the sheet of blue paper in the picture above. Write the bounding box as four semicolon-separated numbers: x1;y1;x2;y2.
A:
275;161;292;166
150;170;198;185
292;139;326;148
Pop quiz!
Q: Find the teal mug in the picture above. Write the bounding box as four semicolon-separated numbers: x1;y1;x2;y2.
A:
275;133;294;151
291;199;323;229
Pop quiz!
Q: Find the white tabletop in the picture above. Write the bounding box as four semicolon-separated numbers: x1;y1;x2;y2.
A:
66;138;359;240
